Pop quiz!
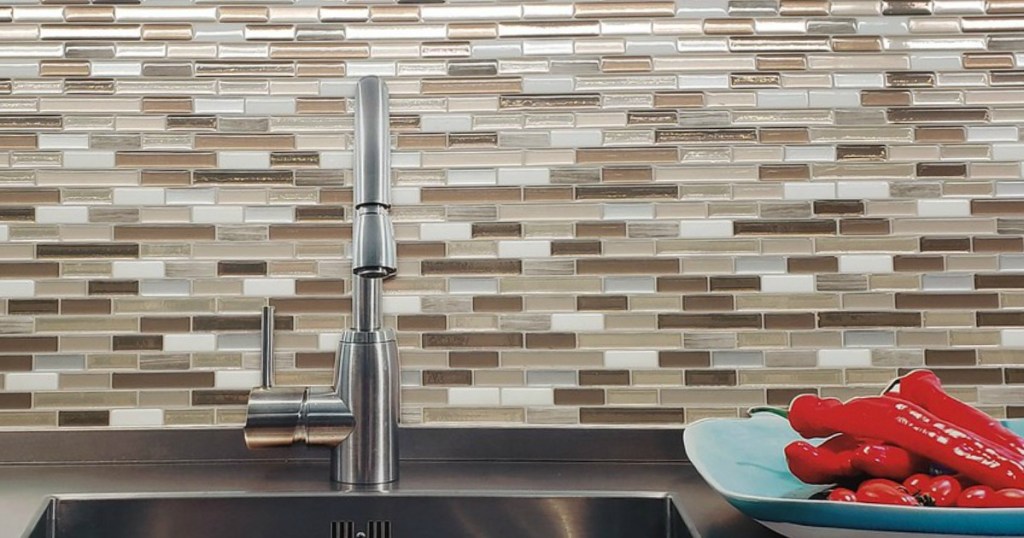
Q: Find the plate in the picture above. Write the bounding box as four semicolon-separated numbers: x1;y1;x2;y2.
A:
684;415;1024;537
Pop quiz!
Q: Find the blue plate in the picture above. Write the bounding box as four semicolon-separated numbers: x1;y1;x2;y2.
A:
684;415;1024;537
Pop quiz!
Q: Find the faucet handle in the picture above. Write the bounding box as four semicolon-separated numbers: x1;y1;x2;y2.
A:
260;305;275;389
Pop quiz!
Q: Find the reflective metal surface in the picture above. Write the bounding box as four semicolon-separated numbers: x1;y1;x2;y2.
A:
30;494;689;538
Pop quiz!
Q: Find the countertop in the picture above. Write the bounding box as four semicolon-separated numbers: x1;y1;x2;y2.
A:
0;428;781;537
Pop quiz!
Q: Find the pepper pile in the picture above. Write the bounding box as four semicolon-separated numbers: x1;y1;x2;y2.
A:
753;369;1024;508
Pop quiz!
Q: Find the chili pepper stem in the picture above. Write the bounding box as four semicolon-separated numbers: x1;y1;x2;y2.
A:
748;406;790;420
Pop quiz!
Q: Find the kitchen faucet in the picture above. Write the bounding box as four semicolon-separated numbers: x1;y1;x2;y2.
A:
244;76;400;485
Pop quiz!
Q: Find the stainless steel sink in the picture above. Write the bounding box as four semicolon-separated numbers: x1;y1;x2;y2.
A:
27;493;691;538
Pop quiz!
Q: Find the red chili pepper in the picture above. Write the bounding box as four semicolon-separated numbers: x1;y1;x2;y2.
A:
856;482;920;506
827;487;858;503
957;486;995;508
993;488;1024;508
920;475;962;508
752;395;1024;490
896;370;1024;459
851;444;927;480
784;436;860;484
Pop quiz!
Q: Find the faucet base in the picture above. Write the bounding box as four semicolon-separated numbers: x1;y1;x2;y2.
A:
332;329;399;484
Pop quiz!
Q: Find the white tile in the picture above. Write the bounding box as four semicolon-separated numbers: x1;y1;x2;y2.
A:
194;98;245;114
968;126;1019;142
678;74;729;89
318;332;342;351
90;61;143;77
167;188;216;205
521;76;574;93
392;187;421;205
395;153;422;169
993;143;1024;161
604;350;658;368
839;255;893;274
37;134;89;149
219;151;271;169
448;169;496;185
0;225;7;242
243;278;295;296
215;370;261;389
500;387;553;406
35;206;89;224
112;261;165;279
450;278;498;294
784;146;835;162
604;276;655;293
550;129;602;148
679;220;733;238
604;203;654;220
910;53;962;70
109;409;164;427
808;90;860;107
382;296;421;314
551;313;604;331
140;280;190;296
420;223;472;240
5;373;58;391
244;207;294;223
923;274;974;290
193;206;244;223
837;181;890;199
448;388;500;406
420;114;472;132
0;280;34;298
112;188;164;206
524;40;573;56
63;151;116;169
1002;329;1024;346
497;167;549;185
245;97;295;115
472;42;523;59
783;182;836;200
762;275;815;293
917;199;971;217
833;73;884;88
757;90;808;108
497;240;550;258
818;349;872;367
163;334;216;352
997;182;1024;197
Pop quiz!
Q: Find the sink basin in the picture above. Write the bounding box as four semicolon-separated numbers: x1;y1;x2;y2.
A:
27;493;690;538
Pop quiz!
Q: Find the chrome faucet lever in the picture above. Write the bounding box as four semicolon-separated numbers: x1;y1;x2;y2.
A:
245;77;400;485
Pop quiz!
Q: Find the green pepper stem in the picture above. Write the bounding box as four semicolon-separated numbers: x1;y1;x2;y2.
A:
748;406;790;419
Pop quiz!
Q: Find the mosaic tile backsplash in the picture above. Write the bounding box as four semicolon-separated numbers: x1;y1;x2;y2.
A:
1;0;1024;429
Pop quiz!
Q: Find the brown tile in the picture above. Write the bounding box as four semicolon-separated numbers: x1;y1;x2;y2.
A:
423;370;472;386
296;352;335;369
658;313;762;329
977;274;1024;288
140;317;190;333
659;351;710;368
896;293;999;310
918;162;966;178
577;258;679;274
897;367;1002;385
116;152;216;168
814;200;863;215
270;298;350;313
422;77;521;95
578;296;628;311
88;280;138;295
576;222;626;238
0;116;61;130
295;98;345;114
141;170;190;186
886;71;935;88
295;279;345;295
472;222;522;238
731;72;781;87
988;0;1024;14
192;390;248;406
818;311;921;327
269;224;348;240
779;0;829;15
112;335;163;351
0;188;60;205
398;134;445;150
59;411;109;427
657;276;709;292
704;18;755;35
114;225;215;241
975;237;1023;252
627;111;678;126
552;240;602;256
499;94;601;109
61;299;110;315
0;134;36;149
524;186;572;202
683;295;734;311
861;90;912;106
192;315;293;332
421;260;522;275
0;208;34;221
580;408;683;424
8;299;58;315
963;53;1015;69
398;243;446;258
768;388;818;406
788;256;838;273
686;370;737;386
472;296;523;312
652;92;704;108
973;200;1024;215
655;128;757;144
916;126;965;143
756;55;807;71
709;276;760;291
883;0;932;14
449;351;499;368
921;236;971;252
142;97;192;113
422;187;520;204
0;355;32;372
576;147;678;164
601;167;653;183
217;261;267;276
894;255;945;272
422;332;524;348
734;220;835;235
526;333;576;349
579;370;630;386
759;128;809;144
193;170;293;185
837;145;887;162
758;164;810;181
887;107;989;123
398;315;447;331
925;349;977;367
112;372;214;389
554;389;605;406
576;185;677;200
38;243;138;258
840;219;890;235
765;313;816;329
978;312;1024;326
0;393;31;410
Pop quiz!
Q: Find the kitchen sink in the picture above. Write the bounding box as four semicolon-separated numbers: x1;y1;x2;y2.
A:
26;493;691;538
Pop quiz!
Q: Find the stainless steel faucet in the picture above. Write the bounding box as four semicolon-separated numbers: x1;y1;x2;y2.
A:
244;76;400;485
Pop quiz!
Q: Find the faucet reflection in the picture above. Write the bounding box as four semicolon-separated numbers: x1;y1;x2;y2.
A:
244;76;400;485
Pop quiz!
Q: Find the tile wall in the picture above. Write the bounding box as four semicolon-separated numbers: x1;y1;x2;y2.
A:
0;0;1023;428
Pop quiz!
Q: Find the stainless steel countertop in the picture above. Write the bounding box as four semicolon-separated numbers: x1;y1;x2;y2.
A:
0;428;781;537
